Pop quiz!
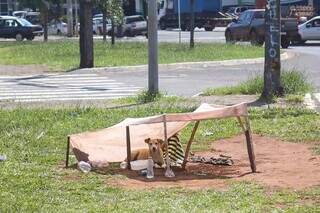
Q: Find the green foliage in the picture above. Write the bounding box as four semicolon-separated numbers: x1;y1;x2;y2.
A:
0;103;319;211
202;70;313;96
95;0;124;24
0;41;264;71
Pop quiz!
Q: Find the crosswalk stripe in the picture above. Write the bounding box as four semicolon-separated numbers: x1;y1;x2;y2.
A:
0;89;141;96
3;96;135;103
0;87;142;92
0;73;99;79
0;73;142;102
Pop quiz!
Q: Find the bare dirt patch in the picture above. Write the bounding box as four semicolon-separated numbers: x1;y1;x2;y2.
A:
106;134;320;190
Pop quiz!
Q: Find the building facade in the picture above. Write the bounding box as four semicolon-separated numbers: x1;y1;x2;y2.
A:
0;0;17;15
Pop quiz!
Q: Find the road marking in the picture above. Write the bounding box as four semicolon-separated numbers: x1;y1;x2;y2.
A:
0;73;142;102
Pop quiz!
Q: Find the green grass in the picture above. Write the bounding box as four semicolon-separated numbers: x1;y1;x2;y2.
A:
202;70;313;96
0;41;264;71
0;99;320;211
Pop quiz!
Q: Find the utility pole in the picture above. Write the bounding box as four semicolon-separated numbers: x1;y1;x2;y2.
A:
67;0;74;37
262;0;283;101
189;0;195;48
148;0;159;95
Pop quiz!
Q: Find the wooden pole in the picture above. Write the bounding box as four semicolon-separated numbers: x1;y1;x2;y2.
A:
182;121;200;169
261;0;283;101
163;115;169;166
236;116;246;133
244;117;257;173
65;136;70;168
126;126;131;170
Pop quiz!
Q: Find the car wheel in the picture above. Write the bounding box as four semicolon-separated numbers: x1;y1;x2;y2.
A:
15;33;23;41
159;21;166;30
181;25;187;31
225;30;235;44
26;36;34;41
250;31;264;46
281;37;290;49
204;27;213;31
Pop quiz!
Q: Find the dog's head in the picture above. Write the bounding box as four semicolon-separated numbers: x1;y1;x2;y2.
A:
145;138;164;153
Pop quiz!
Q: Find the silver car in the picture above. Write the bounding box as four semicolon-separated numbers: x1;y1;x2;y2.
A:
114;15;147;37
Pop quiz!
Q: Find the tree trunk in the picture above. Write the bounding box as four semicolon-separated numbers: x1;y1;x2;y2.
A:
102;10;107;42
42;5;49;42
79;0;94;68
67;0;74;37
189;0;195;48
261;0;283;102
111;18;115;45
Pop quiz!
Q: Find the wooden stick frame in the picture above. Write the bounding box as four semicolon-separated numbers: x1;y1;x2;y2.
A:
126;126;132;170
182;121;200;169
65;136;70;168
180;116;256;173
163;114;170;168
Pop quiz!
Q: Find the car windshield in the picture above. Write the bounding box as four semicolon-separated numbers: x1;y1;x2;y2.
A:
126;16;144;24
18;18;33;26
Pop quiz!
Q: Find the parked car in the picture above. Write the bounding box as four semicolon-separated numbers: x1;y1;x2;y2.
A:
48;20;67;35
225;9;299;48
224;6;255;17
12;11;41;25
114;15;147;37
0;16;43;41
295;16;320;44
92;17;111;35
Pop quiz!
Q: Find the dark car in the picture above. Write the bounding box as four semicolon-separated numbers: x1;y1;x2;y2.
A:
0;16;43;41
225;9;298;48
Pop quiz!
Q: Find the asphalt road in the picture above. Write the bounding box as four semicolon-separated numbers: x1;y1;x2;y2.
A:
1;28;319;99
0;27;226;43
94;42;320;97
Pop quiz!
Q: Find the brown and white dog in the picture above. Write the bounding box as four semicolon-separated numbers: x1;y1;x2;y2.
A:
120;138;165;169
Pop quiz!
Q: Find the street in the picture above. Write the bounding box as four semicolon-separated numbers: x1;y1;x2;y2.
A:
0;28;319;102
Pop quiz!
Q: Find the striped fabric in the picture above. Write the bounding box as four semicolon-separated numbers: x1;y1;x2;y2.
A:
163;134;185;166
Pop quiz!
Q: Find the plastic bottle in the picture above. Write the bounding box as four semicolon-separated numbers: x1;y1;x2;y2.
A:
78;161;91;173
0;155;6;162
146;157;154;179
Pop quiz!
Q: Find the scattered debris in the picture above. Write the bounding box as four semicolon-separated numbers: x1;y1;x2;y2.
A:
189;155;234;166
78;161;91;173
0;155;6;162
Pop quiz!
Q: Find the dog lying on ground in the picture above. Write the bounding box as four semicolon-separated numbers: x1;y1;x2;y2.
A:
121;134;185;169
120;138;165;169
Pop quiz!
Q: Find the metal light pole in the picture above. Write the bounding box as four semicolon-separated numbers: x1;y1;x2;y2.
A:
148;0;159;95
178;0;181;43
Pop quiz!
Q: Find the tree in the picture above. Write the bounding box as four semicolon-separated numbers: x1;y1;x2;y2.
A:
79;0;94;68
189;0;195;48
96;0;123;45
17;0;60;42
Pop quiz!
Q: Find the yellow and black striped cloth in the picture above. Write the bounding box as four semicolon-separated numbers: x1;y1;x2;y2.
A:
163;134;185;166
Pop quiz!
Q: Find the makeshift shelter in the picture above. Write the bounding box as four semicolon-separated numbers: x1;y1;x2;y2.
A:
66;103;256;172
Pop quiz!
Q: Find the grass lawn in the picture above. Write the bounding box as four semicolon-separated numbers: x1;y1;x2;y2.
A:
0;98;319;211
0;41;264;71
202;70;313;97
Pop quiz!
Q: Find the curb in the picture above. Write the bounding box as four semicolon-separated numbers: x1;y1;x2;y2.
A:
305;93;320;111
75;52;292;73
